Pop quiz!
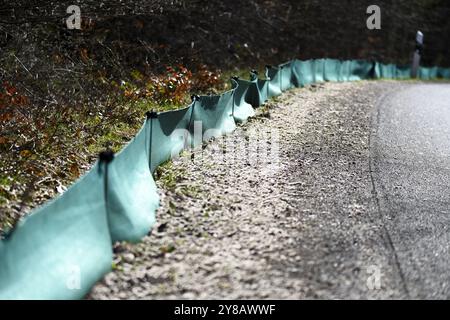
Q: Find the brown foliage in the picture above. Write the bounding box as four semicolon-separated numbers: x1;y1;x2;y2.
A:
150;65;193;106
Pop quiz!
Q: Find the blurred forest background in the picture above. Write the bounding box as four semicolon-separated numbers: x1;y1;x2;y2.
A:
1;0;450;232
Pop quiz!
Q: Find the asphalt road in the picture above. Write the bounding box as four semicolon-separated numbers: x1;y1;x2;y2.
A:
371;83;450;299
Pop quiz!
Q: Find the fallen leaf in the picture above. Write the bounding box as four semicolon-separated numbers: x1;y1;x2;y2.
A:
19;150;32;157
69;163;80;178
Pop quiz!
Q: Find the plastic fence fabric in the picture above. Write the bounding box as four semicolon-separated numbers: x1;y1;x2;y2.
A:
419;67;432;80
396;66;411;79
242;73;265;109
266;66;282;97
2;57;450;300
429;67;439;79
376;63;397;79
373;62;382;79
419;66;441;80
438;68;450;79
290;63;300;88
149;106;193;173
323;59;341;82
231;78;256;123
0;163;112;299
250;71;269;106
348;60;374;81
387;64;397;79
279;61;295;91
293;59;315;87
257;79;269;104
189;90;237;147
106;121;159;243
419;66;438;79
314;59;325;83
338;60;352;82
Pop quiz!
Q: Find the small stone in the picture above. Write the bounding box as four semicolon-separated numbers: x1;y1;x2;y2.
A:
122;253;135;263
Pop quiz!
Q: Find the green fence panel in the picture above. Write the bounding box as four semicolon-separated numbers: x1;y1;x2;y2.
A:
376;63;388;79
390;64;397;79
149;106;193;173
279;61;295;91
373;62;382;79
438;68;450;79
243;73;264;108
429;66;439;79
378;63;389;79
338;60;352;82
396;66;411;79
419;67;431;80
375;63;386;79
265;66;282;98
383;64;397;79
445;69;450;79
349;60;374;81
0;163;112;299
324;59;340;82
293;59;315;86
257;78;269;103
291;61;301;87
231;78;256;123
106;121;159;243
236;78;258;109
314;59;325;83
189;90;237;147
250;71;269;105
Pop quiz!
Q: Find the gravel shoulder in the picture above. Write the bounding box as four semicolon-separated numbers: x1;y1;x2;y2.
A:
89;80;409;299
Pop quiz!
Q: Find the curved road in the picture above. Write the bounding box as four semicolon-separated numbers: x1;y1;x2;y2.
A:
371;84;450;299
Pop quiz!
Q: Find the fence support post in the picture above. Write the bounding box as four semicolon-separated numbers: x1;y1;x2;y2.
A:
411;31;424;78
